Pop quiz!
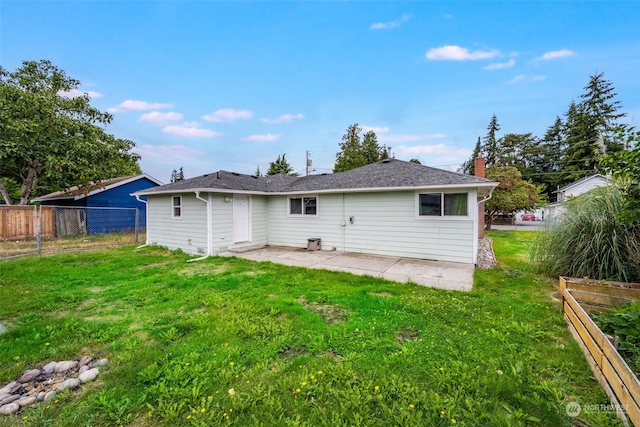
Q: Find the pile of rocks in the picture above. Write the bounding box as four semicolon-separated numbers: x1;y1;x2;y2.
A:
0;356;107;416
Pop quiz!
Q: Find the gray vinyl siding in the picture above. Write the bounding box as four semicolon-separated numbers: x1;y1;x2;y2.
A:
146;193;208;255
343;191;474;263
210;194;267;253
267;194;345;251
266;190;476;264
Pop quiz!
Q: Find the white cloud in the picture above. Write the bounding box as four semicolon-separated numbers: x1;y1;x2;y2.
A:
260;113;305;124
139;111;183;124
370;14;410;30
378;133;446;144
395;144;472;162
242;134;281;142
202;108;253;122
361;125;390;134
535;49;575;61
162;124;221;138
426;45;500;61
508;74;546;84
108;100;172;113
58;89;102;99
483;59;516;70
134;144;203;161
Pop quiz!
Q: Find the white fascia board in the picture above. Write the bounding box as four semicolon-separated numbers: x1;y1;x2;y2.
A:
134;182;497;197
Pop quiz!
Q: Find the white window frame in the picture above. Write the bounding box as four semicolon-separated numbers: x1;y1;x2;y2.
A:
415;192;470;219
288;195;318;217
172;195;183;219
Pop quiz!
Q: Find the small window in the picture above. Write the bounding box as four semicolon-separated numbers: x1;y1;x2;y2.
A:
172;196;182;218
289;196;317;216
419;193;467;217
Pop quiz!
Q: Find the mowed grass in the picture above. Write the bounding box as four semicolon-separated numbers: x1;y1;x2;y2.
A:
0;232;622;426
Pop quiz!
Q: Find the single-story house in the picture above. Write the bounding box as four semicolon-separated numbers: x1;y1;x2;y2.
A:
33;174;162;234
134;159;497;266
547;174;611;219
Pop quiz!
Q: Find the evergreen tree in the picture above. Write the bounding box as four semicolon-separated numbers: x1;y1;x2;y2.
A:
409;158;422;164
334;124;389;172
560;73;626;184
255;165;261;177
461;137;482;175
266;154;298;176
483;114;501;167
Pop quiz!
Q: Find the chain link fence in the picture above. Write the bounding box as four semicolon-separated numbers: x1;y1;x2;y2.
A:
0;205;141;259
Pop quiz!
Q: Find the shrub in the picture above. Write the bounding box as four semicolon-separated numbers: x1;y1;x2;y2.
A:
532;186;640;282
592;301;640;378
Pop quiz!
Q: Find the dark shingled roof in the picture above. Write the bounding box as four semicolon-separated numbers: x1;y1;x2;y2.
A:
136;159;495;195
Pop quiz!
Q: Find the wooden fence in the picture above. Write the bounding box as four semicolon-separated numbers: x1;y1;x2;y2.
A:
560;277;640;426
0;206;56;241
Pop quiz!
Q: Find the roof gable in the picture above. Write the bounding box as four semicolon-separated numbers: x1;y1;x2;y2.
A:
553;174;610;194
135;159;496;196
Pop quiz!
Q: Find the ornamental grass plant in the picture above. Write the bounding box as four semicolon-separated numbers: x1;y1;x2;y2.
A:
532;186;640;282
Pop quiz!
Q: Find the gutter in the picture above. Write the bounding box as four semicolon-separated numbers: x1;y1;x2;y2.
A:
478;187;494;205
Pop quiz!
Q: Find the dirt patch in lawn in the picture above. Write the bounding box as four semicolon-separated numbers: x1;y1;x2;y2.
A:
368;291;393;298
395;328;420;344
178;264;228;277
279;347;308;359
297;296;349;325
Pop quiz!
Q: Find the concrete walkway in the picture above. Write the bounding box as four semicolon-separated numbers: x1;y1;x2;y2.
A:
227;246;474;291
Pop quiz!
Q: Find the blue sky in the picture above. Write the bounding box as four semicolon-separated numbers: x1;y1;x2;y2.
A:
2;1;639;183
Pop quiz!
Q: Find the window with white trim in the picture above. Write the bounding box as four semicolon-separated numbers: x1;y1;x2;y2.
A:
172;196;182;218
418;193;468;216
289;196;317;216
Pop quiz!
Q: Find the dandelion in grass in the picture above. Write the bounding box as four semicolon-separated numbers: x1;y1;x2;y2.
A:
374;385;380;391
187;415;192;419
439;367;444;372
228;388;236;397
409;404;415;409
301;381;307;386
441;410;445;416
201;408;206;413
496;370;503;375
45;343;49;346
318;370;323;375
296;388;301;393
451;419;456;424
229;361;234;366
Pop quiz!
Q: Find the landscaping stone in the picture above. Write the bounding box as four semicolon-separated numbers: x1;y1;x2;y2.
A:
78;368;99;383
57;378;80;392
92;358;108;367
0;395;19;406
0;355;107;416
0;403;19;415
17;396;36;407
78;356;92;368
42;361;57;374
54;361;78;373
18;369;41;383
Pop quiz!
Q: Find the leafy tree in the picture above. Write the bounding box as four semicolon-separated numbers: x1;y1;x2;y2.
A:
170;167;185;183
266;153;298;176
601;125;640;225
560;72;626;184
0;60;141;205
409;158;422;164
333;123;390;172
484;165;538;230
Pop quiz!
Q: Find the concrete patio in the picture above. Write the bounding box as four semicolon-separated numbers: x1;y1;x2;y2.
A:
226;246;474;291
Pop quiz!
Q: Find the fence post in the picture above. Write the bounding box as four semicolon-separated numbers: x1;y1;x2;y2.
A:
134;208;139;245
35;205;42;254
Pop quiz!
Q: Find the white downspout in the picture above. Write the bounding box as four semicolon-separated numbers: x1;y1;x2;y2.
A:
134;195;149;249
188;191;211;263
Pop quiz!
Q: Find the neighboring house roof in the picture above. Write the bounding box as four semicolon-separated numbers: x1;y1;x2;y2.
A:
134;159;497;196
552;174;610;194
32;174;163;202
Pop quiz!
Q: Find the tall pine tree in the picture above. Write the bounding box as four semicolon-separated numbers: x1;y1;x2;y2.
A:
483;114;501;167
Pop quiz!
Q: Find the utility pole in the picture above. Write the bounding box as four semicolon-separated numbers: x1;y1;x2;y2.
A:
306;150;313;176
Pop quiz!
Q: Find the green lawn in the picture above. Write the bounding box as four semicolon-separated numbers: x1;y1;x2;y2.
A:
0;231;623;426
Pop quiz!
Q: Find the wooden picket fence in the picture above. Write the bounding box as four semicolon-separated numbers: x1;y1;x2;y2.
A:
0;206;56;241
560;277;640;426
